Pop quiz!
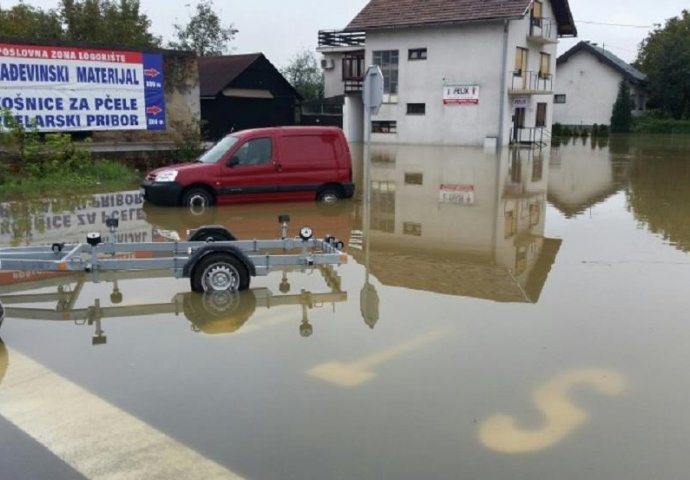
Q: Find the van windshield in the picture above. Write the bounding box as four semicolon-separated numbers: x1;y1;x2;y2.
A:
196;135;239;164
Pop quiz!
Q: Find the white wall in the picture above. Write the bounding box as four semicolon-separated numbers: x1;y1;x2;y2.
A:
320;51;345;98
554;50;645;126
363;23;507;146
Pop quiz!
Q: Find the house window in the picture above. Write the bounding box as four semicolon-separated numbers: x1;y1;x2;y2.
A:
342;53;364;81
406;103;426;115
408;48;427;60
536;103;547;127
539;52;551;78
554;94;566;104
514;47;528;76
404;172;423;185
372;121;397;134
531;0;543;26
403;222;422;236
373;50;399;103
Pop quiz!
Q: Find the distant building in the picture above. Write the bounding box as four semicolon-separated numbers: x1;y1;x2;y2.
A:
553;41;647;127
318;0;577;147
198;54;302;140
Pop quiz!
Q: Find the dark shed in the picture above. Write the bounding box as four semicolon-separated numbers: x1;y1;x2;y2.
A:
198;53;302;140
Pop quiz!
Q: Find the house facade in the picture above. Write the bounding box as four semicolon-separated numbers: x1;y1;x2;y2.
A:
553;41;647;127
318;0;576;146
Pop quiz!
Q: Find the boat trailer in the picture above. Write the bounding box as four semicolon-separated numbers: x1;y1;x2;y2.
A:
0;215;348;296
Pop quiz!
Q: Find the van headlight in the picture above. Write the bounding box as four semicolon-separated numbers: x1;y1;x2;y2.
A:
155;170;178;182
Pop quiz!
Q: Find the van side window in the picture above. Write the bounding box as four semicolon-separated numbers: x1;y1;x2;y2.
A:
233;138;272;166
280;135;337;166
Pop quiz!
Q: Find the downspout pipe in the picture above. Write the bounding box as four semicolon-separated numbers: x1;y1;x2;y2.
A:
497;20;510;146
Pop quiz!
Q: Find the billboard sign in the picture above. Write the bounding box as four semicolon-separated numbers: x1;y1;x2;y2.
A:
443;84;480;105
0;43;166;132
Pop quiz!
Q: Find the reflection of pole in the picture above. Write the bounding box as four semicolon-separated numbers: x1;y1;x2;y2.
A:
360;146;379;329
360;65;382;329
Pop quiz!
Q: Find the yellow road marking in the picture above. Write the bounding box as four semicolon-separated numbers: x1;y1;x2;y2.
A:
479;368;626;454
0;348;247;480
307;328;450;387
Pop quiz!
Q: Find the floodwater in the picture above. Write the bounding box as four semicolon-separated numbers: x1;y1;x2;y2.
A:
1;135;690;479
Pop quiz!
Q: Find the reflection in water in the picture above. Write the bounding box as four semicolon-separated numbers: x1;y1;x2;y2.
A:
0;339;7;386
627;146;690;253
0;191;147;247
548;141;628;218
0;266;348;344
479;368;626;454
307;328;450;388
356;145;560;303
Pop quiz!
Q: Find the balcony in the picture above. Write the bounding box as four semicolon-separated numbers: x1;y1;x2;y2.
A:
509;71;553;95
317;29;366;50
342;52;365;93
527;17;558;45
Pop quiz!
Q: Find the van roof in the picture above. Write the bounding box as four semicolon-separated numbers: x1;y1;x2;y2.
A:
228;126;344;138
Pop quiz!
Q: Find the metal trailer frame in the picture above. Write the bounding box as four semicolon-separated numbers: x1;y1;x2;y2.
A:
0;219;348;294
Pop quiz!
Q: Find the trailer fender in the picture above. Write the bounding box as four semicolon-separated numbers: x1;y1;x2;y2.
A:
187;225;237;242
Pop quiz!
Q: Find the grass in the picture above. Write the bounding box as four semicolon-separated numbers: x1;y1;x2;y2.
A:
0;159;139;199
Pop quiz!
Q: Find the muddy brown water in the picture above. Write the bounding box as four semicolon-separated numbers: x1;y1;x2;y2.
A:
0;136;690;479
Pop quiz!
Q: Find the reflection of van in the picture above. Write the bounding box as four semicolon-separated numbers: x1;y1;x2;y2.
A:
141;127;355;207
142;200;354;250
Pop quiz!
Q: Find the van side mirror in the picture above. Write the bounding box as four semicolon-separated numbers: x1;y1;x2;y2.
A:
229;156;240;167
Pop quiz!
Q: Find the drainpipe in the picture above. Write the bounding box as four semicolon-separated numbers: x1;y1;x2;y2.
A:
497;20;510;146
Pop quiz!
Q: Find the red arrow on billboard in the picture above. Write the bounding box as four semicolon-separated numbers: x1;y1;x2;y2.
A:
144;68;161;78
146;106;163;115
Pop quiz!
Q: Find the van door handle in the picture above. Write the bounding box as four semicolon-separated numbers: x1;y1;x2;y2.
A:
274;163;282;172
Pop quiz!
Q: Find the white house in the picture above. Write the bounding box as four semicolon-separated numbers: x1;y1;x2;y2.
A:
318;0;577;147
553;41;647;127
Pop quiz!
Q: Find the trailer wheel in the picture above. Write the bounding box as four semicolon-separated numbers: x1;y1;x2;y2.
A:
190;253;250;292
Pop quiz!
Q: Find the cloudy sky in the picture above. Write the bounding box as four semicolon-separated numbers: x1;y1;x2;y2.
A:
2;0;688;66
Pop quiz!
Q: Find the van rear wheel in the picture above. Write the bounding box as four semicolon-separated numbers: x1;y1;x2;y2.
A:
317;187;341;204
182;187;214;210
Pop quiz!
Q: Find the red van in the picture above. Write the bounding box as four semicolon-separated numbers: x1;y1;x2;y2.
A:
141;126;355;207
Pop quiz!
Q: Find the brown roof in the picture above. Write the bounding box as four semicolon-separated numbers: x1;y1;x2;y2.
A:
198;54;263;97
346;0;576;36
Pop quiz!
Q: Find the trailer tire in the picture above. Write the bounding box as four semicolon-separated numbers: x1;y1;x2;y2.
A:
190;253;250;292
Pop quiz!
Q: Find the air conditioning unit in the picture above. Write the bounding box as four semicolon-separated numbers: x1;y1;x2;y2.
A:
320;58;335;70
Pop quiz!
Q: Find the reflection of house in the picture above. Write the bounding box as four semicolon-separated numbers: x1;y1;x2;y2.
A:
553;41;646;127
318;0;576;146
547;141;625;217
198;54;302;140
353;145;561;302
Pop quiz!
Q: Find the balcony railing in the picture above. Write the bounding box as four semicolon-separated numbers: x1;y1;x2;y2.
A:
510;127;549;148
318;29;366;48
509;71;553;94
528;17;558;44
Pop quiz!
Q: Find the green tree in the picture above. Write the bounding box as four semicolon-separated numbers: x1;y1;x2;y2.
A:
281;49;324;101
169;0;237;56
0;3;63;40
611;80;633;133
636;10;690;119
60;0;161;48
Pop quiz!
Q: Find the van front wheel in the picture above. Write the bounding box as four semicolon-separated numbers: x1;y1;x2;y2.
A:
317;187;341;204
182;187;214;209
